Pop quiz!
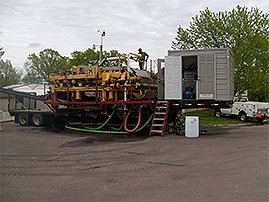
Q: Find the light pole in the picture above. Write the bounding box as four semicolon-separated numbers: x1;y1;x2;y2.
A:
98;30;106;62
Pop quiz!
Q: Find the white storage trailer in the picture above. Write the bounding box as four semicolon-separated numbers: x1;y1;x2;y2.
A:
159;48;234;102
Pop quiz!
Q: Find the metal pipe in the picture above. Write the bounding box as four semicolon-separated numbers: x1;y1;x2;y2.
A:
106;56;125;61
127;54;131;80
98;30;105;63
99;44;103;62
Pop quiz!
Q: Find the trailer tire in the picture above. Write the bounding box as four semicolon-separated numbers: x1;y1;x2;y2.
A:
32;113;44;126
18;113;28;126
239;112;247;122
214;109;222;118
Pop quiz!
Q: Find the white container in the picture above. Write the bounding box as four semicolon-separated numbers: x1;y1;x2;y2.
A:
163;48;234;101
185;116;199;138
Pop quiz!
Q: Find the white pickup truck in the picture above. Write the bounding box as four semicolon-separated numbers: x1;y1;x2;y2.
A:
215;97;269;122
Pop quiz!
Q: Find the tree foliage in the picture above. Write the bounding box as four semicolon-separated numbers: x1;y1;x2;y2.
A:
0;59;22;87
0;47;4;59
102;49;122;66
23;49;68;83
23;48;122;83
172;6;269;101
67;48;99;69
67;48;121;68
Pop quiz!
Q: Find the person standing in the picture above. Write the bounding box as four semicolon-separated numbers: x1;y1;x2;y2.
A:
137;48;149;70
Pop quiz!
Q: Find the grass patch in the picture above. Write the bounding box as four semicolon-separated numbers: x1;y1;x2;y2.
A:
184;109;242;126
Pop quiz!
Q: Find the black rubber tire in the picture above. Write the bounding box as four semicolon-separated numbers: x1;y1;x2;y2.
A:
239;112;247;122
18;113;28;126
32;113;43;126
214;110;222;118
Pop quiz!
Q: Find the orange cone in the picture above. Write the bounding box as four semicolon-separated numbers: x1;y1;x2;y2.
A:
256;111;262;118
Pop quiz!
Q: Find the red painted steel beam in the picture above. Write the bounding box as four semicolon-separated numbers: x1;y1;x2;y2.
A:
45;100;155;105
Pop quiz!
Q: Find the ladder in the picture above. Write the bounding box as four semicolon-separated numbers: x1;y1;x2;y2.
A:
150;101;171;137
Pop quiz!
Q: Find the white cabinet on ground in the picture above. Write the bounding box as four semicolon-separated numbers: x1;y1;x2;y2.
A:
185;116;199;138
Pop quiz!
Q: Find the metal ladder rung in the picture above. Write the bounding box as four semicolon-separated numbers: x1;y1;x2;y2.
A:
157;106;167;109
157;101;167;104
150;130;162;133
155;112;166;115
153;118;164;121
152;124;163;127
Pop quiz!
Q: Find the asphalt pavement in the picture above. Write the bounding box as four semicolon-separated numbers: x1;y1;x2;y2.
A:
0;122;268;201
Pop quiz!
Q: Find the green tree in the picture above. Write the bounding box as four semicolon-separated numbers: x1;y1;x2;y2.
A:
23;49;68;83
172;6;269;101
0;47;4;59
67;48;99;69
0;59;22;87
67;48;121;68
102;49;122;66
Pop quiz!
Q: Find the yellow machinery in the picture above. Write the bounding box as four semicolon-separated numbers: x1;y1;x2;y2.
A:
48;54;157;104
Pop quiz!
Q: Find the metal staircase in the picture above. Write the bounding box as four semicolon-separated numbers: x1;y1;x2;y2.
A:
150;101;170;137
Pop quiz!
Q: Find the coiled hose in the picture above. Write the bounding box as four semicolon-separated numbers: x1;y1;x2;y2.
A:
124;105;143;133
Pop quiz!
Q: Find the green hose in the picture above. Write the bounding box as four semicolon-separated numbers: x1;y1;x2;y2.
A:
135;114;153;133
84;110;116;130
65;114;153;134
110;119;124;131
110;109;125;131
65;125;129;134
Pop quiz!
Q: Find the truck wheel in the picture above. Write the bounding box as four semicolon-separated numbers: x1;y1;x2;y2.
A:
239;112;247;122
32;113;43;126
214;109;222;118
18;113;28;126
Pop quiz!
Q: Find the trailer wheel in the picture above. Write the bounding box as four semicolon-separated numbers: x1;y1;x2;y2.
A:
214;109;222;118
18;113;28;126
32;113;44;126
239;112;247;122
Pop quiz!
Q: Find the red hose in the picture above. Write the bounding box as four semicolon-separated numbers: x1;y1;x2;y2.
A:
124;105;143;133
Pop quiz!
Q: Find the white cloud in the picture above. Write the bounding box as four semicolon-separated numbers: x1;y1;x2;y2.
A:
0;0;268;68
28;42;43;48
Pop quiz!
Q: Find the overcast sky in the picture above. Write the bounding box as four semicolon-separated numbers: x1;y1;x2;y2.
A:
0;0;268;70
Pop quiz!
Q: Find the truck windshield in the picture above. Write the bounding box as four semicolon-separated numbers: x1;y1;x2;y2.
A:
234;97;248;102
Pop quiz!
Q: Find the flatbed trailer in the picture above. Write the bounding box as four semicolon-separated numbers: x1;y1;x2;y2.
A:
1;86;232;137
1;85;231;127
7;98;232;127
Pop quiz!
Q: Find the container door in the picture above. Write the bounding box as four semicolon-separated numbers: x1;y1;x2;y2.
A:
198;54;214;99
165;56;182;99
